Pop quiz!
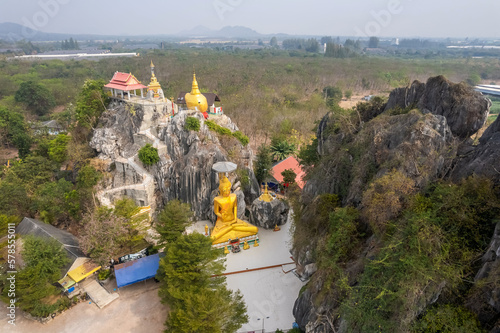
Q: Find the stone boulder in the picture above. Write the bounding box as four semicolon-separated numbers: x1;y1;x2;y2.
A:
249;197;289;229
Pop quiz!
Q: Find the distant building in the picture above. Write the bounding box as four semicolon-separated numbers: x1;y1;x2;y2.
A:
32;119;64;135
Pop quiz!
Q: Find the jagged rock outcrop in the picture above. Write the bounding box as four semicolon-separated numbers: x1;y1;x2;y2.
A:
249;197;289;229
154;111;259;219
91;99;259;220
450;116;500;185
303;109;457;207
466;221;500;331
385;76;490;138
294;76;494;332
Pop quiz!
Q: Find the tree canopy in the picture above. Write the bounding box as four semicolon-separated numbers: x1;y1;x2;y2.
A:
155;200;193;247
15;81;56;116
138;143;160;166
157;233;248;332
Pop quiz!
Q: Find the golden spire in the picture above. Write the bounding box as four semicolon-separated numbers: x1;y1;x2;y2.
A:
259;184;274;202
191;71;202;95
151;60;155;68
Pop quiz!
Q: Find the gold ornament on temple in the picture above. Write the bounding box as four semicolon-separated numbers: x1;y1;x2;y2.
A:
147;60;162;98
259;184;274;202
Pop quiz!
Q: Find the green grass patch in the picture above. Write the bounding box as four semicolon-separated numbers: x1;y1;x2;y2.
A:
205;120;249;146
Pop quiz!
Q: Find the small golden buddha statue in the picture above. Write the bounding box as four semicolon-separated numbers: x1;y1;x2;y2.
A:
211;175;258;245
243;240;250;250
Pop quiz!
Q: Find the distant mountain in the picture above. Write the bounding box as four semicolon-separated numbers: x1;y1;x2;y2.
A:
0;22;118;42
0;22;285;43
175;25;263;39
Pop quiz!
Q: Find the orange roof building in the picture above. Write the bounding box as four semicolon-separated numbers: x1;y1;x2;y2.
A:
104;72;147;100
271;156;306;189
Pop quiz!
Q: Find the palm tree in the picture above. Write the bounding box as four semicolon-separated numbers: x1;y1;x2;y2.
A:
270;140;296;161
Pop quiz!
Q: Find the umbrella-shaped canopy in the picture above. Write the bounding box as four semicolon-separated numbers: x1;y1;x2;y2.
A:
212;161;237;173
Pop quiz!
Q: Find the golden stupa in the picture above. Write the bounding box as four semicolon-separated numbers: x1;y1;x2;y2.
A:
185;71;208;112
147;61;162;98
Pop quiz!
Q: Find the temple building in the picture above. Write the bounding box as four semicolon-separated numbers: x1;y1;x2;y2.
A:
104;72;147;100
146;61;165;100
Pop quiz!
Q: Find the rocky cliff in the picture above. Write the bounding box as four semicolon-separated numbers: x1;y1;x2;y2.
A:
293;76;498;332
90;99;259;220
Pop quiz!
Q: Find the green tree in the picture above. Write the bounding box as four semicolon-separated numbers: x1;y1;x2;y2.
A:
270;139;296;161
0;174;30;216
75;79;108;130
33;178;77;224
22;235;69;280
254;144;273;185
270;37;278;48
281;168;297;184
8;235;69;317
8;155;56;193
79;207;129;265
155;200;193;247
15;81;56;116
138;143;160;166
157;233;248;332
323;86;343;107
344;90;353;100
114;197;149;248
368;36;380;48
48;133;71;163
0;106;32;158
298;138;319;167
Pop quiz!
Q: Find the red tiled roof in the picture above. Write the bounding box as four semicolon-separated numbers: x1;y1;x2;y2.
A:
271;156;306;189
104;72;147;91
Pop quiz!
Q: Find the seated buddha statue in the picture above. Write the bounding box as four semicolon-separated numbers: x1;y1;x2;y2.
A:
211;175;258;245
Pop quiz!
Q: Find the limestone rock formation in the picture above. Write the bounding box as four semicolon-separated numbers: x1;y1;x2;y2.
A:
464;221;500;331
385;75;490;138
450;116;500;185
293;76;494;332
90;99;259;221
248;197;289;229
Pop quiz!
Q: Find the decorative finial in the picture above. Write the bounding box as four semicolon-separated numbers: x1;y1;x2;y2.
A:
151;60;155;68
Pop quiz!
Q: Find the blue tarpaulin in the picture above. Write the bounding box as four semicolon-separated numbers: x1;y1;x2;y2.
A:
115;253;160;288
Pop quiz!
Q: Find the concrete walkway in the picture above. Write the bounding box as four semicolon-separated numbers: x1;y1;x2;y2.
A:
97;128;160;208
81;279;119;309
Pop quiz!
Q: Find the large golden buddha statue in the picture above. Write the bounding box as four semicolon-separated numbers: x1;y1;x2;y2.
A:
211;175;258;245
185;72;208;112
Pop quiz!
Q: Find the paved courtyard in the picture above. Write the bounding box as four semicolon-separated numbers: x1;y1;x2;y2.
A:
0;279;166;333
189;214;305;332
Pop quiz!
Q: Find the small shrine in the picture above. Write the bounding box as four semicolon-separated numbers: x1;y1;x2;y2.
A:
210;162;259;248
147;61;165;100
184;71;208;113
259;184;275;202
104;72;147;100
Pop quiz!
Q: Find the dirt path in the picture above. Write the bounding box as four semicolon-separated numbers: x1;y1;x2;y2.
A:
1;279;167;333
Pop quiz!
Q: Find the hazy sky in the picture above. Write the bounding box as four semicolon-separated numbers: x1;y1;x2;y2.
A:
1;0;499;38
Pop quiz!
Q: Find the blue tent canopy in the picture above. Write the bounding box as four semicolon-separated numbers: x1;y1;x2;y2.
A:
115;253;160;288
